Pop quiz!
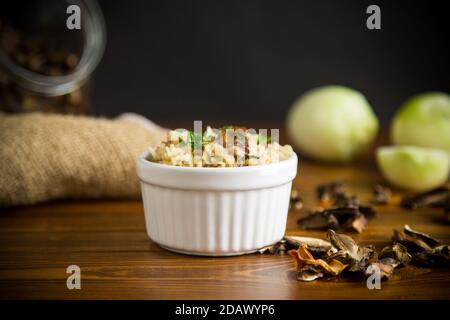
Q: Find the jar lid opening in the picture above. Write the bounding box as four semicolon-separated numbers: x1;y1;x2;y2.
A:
0;0;106;96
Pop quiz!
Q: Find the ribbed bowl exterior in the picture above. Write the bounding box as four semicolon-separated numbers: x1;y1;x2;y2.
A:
141;182;292;256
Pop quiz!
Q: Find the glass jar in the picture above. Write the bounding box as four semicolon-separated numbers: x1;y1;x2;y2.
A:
0;0;105;114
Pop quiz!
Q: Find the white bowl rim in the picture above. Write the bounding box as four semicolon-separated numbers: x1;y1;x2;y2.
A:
137;150;297;172
136;151;298;191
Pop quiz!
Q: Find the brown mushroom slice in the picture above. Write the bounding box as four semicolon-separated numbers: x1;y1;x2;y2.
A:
289;244;347;281
258;236;334;257
413;245;450;267
400;187;450;210
379;243;412;266
325;207;371;233
403;225;440;248
326;259;349;275
330;192;376;220
325;207;360;224
326;230;375;272
358;204;376;219
333;193;359;208
392;229;432;253
372;184;392;205
297;267;324;282
284;236;334;258
257;240;288;255
326;230;362;261
297;211;339;230
365;258;398;280
347;214;368;233
316;181;345;203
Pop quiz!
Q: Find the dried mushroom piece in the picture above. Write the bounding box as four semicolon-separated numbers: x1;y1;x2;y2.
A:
333;193;359;208
316;181;345;203
413;245;450;267
298;180;376;233
297;206;371;233
327;230;361;261
365;258;398;280
390;226;450;267
400;187;450;210
297;267;324;282
358;204;376;219
259;236;334;257
333;192;376;218
258;239;289;255
326;230;374;272
379;243;412;266
392;229;432;253
326;207;360;223
323;206;368;233
289;244;347;281
347;214;368;234
284;236;335;258
403;225;440;248
372;184;392;205
297;210;340;230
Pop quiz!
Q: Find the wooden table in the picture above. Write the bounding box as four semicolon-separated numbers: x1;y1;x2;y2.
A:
0;128;449;300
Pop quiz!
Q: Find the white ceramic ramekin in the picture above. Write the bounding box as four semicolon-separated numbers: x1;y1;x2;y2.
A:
137;152;298;256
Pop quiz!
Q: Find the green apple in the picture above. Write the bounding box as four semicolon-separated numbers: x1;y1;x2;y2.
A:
287;86;378;162
376;146;450;191
391;92;450;151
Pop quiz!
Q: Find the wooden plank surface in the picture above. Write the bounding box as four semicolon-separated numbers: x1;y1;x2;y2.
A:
0;127;449;300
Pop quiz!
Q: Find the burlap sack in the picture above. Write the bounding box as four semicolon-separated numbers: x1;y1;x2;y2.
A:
0;112;167;207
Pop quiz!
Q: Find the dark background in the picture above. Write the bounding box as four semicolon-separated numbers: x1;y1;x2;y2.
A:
92;0;449;126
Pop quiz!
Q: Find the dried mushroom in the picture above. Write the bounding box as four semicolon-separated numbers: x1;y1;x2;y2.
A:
297;210;339;230
413;245;450;267
392;225;441;255
281;226;449;283
298;206;371;233
391;226;449;267
258;239;289;255
284;236;335;258
372;184;392;205
326;230;374;272
378;243;412;266
333;193;359;208
392;229;433;253
365;258;398;280
358;204;376;219
347;214;368;234
403;225;440;248
259;236;333;258
316;181;345;203
298;181;375;233
289;244;348;281
400;187;450;210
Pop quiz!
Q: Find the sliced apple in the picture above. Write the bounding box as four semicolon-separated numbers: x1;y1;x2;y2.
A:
376;146;449;191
